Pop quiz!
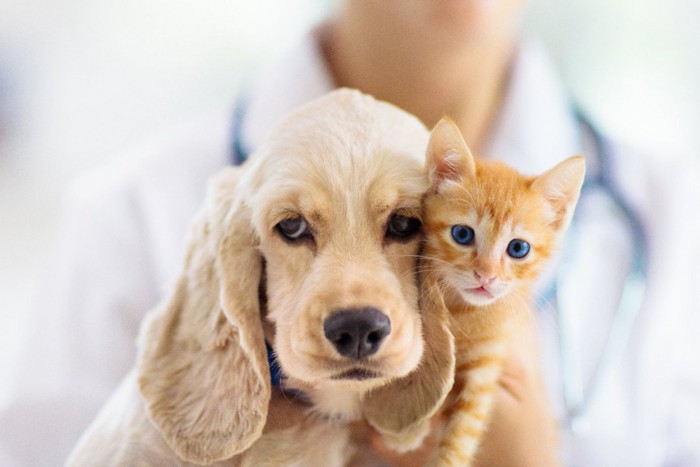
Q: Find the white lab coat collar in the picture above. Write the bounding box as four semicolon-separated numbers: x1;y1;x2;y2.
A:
484;41;582;175
240;31;582;173
241;28;335;154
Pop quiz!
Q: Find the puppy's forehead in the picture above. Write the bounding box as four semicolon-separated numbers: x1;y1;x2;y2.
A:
255;89;429;196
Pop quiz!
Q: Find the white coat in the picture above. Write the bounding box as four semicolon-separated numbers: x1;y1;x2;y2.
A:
1;29;699;466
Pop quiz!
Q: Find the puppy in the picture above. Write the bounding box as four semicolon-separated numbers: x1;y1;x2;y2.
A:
67;89;454;466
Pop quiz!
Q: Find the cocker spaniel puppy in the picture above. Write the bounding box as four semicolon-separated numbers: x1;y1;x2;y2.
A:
67;89;455;466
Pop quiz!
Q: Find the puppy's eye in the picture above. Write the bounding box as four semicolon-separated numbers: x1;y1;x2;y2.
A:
276;216;311;241
387;214;421;239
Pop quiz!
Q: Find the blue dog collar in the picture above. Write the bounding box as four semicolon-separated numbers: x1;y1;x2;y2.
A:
265;341;312;405
266;341;283;387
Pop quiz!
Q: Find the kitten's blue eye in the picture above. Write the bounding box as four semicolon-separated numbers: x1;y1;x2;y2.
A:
507;239;530;258
451;225;475;245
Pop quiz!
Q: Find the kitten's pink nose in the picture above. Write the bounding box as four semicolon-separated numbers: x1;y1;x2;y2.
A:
474;270;496;286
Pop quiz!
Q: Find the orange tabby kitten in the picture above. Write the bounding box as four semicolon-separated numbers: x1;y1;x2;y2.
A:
422;118;585;466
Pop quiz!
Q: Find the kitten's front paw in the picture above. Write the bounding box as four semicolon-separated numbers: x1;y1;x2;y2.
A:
377;418;432;453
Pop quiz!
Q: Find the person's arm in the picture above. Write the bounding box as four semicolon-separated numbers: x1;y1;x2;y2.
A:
663;168;700;466
665;336;700;466
0;176;162;466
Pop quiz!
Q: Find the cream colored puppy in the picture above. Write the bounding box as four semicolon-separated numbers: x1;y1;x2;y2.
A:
67;89;454;466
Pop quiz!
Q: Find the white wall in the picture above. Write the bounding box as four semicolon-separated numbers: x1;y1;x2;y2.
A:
524;0;700;158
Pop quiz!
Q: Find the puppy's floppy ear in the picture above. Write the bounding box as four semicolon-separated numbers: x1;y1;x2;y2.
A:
137;167;270;464
363;279;455;451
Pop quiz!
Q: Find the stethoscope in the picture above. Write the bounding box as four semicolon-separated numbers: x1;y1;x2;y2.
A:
229;97;649;436
552;108;648;435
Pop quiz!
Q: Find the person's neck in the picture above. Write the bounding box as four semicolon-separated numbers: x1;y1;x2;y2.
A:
319;17;516;154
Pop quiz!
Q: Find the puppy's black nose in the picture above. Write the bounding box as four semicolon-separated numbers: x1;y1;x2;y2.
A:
323;308;391;360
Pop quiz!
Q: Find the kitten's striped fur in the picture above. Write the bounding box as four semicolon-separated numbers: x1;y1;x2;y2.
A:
422;118;585;466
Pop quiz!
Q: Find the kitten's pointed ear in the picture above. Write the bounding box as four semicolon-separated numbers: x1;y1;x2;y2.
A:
531;155;586;232
426;118;476;190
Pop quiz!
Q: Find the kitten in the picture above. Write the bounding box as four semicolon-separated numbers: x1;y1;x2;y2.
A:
422;118;585;466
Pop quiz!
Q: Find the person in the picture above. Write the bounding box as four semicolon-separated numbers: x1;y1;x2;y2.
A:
2;0;699;465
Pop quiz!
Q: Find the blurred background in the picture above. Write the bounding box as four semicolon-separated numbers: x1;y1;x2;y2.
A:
1;0;698;390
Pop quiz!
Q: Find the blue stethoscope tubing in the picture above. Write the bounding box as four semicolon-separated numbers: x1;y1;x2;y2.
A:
555;108;648;434
231;93;251;166
229;97;649;435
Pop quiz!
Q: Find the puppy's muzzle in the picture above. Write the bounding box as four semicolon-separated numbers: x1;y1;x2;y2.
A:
323;308;391;360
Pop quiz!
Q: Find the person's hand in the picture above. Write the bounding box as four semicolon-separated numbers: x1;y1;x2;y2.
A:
368;316;560;466
472;317;560;467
